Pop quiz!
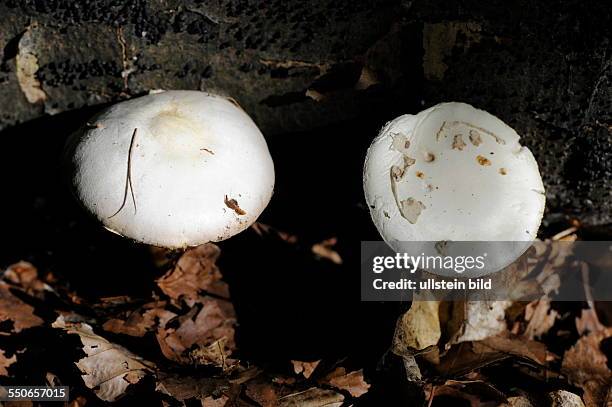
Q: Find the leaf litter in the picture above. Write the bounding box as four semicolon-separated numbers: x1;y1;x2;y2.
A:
0;225;610;406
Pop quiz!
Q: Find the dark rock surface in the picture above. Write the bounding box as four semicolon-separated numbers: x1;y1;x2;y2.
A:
0;0;609;225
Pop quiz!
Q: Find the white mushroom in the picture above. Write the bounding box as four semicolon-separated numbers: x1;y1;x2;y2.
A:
363;102;545;275
66;90;275;248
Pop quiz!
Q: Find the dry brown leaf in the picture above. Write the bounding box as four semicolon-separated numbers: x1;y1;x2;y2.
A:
311;238;343;264
320;367;370;398
524;299;558;339
156;372;228;402
67;395;88;407
0;282;43;333
562;327;612;407
245;381;279;407
103;301;174;337
291;360;320;379
3;401;34;407
500;396;535;407
53;316;156;402
157;244;228;306
3;262;48;295
449;301;511;345
156;297;236;368
278;387;344;407
549;390;586;407
392;300;441;353
201;394;229;407
424;382;484;407
575;307;607;336
251;222;298;244
472;334;549;365
0;348;17;376
354;66;380;90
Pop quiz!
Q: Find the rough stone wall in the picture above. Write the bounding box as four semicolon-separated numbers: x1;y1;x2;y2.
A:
0;0;609;224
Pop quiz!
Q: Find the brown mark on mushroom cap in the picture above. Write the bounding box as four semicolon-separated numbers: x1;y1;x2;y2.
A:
224;195;247;215
476;155;491;166
499;167;507;175
399;198;426;224
452;134;467;150
469;129;482;146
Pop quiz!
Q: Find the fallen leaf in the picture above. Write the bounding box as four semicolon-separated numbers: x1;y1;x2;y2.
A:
245;380;279;407
472;334;549;366
575;307;607;336
562;327;612;407
448;301;511;345
392;300;441;353
156;297;236;368
67;396;88;407
3;261;48;294
354;66;380;90
524;299;558;339
53;316;156;402
0;348;17;376
156;372;228;401
0;282;43;333
549;390;586;407
311;238;343;264
157;244;228;306
278;388;343;407
320;367;370;397
425;381;495;407
201;394;230;407
500;396;535;407
305;89;326;102
251;223;298;244
291;360;320;379
103;301;174;337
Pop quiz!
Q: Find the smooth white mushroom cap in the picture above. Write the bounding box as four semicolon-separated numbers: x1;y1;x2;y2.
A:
363;102;545;275
67;90;275;248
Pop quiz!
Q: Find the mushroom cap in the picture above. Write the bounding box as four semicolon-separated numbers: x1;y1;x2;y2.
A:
363;102;545;275
67;90;275;248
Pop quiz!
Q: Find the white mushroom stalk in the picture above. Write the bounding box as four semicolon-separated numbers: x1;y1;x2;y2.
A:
66;90;275;249
363;102;545;275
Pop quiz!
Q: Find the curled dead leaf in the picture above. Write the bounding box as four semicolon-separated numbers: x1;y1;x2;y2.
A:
156;297;236;368
291;360;320;379
320;367;370;398
0;348;17;376
53;316;156;402
524;299;558;339
562;327;612;407
392;300;441;353
0;282;43;333
156;244;228;306
103;301;174;337
279;387;344;407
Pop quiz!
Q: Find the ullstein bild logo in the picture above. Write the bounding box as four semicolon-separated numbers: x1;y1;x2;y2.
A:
360;241;612;301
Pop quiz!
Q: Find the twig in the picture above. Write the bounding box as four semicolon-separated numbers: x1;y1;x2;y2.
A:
108;128;138;219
